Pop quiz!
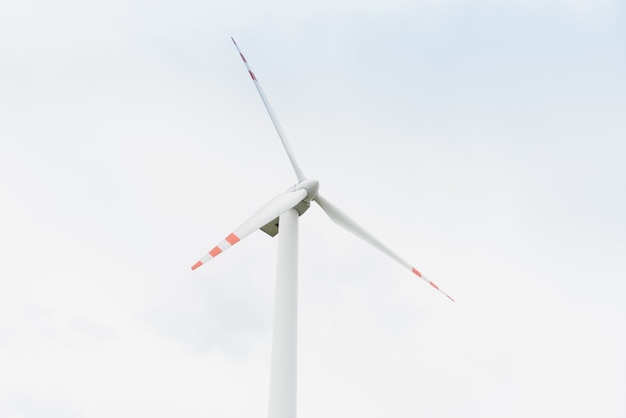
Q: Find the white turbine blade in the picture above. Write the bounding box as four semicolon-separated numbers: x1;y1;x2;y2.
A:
192;188;308;270
231;37;306;182
314;194;455;302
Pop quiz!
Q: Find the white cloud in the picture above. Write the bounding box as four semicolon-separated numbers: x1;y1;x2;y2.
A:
1;0;625;417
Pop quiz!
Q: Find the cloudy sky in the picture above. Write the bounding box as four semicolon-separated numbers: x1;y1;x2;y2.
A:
1;1;625;417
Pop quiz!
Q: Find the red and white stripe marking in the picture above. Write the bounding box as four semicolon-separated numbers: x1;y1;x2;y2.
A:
412;267;455;302
191;233;241;270
232;37;258;81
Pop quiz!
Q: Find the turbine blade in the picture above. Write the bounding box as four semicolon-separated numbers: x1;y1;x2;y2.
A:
231;37;306;182
192;188;308;270
314;194;454;302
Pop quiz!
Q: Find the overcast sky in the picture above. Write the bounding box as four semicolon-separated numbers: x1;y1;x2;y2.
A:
1;1;625;417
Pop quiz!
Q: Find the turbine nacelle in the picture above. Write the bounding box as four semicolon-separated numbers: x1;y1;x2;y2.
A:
261;179;319;237
295;178;319;202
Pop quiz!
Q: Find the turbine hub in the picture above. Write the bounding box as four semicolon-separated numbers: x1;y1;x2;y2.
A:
296;178;319;202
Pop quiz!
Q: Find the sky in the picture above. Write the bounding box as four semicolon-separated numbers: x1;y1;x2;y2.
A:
1;0;625;417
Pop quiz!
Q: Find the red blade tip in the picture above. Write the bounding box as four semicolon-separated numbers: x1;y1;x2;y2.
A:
191;261;203;270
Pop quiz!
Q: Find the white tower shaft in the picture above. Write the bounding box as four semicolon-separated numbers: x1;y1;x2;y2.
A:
268;208;299;418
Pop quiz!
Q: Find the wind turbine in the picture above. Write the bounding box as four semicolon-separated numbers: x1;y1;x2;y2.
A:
192;37;454;418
